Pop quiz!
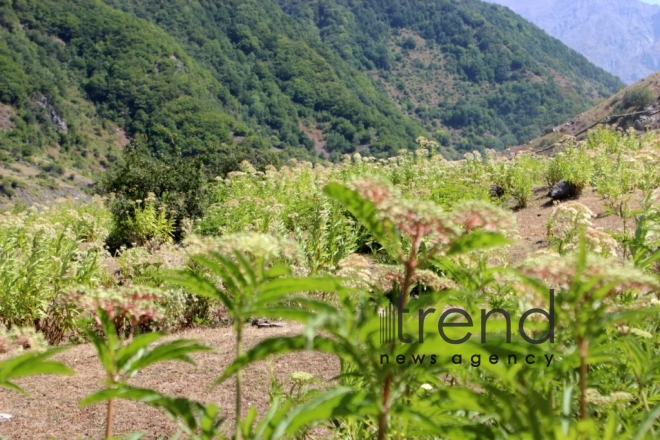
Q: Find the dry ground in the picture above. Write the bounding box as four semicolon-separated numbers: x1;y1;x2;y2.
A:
0;185;638;439
509;185;635;262
0;324;339;439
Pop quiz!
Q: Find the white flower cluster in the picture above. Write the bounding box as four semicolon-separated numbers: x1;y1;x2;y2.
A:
546;201;594;243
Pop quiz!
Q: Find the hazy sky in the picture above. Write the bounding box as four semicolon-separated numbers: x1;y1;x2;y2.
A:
641;0;660;4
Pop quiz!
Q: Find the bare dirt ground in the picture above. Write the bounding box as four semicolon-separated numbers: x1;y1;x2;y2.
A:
0;324;339;439
0;185;637;439
509;185;635;263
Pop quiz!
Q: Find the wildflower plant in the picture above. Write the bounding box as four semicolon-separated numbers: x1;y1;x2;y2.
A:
214;179;519;440
5;128;660;438
0;201;106;341
518;240;660;422
168;234;344;440
546;201;595;253
546;144;592;194
80;308;213;439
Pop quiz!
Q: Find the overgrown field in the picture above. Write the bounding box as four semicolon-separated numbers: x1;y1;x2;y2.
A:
2;128;660;439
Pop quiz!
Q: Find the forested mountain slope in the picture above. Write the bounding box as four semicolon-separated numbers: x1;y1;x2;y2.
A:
275;0;624;150
0;0;623;200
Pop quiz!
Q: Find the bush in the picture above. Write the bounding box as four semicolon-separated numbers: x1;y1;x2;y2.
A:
622;86;655;110
399;36;417;50
101;141;211;251
545;145;592;194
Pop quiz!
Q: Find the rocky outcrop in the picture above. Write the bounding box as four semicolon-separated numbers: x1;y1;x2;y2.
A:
487;0;660;84
35;95;68;133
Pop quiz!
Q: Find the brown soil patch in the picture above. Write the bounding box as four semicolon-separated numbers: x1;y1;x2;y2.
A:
115;128;130;149
299;122;327;157
509;185;638;263
0;324;339;439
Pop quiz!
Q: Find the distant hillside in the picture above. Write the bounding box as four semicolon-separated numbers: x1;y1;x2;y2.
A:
512;72;660;154
273;0;623;151
487;0;660;84
0;0;624;200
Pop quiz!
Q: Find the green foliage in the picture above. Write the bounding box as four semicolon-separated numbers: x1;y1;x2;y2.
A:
101;141;210;249
0;0;625;181
0;199;108;341
124;197;174;247
83;384;227;440
102;0;426;157
546;144;592;194
0;347;73;394
168;241;343;439
277;0;622;152
80;308;213;439
497;152;542;208
618;192;660;269
622;86;656;110
5;129;660;438
293;201;361;275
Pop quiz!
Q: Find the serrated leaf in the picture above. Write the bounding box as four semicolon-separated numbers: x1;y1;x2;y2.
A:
0;348;73;394
323;182;389;243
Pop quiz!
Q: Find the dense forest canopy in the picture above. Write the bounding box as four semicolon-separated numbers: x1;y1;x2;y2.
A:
0;0;623;184
276;0;623;150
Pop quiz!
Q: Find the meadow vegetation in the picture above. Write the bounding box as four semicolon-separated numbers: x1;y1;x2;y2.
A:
3;127;660;438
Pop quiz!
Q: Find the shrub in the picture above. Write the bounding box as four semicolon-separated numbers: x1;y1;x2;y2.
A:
546;201;594;252
102;142;211;251
399;36;417;50
621;86;655;109
502;153;541;208
545;145;592;194
0;200;108;342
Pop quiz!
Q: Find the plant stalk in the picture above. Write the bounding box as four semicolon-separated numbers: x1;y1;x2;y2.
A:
377;375;391;440
578;337;589;420
235;322;243;440
377;253;416;440
105;398;114;439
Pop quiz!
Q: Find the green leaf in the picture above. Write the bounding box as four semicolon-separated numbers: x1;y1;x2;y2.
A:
323;182;389;243
79;384;219;433
87;331;115;375
125;340;212;374
115;332;163;370
166;270;233;311
637;247;660;270
446;231;510;256
264;263;291;279
0;348;73;394
633;403;660;440
272;387;374;439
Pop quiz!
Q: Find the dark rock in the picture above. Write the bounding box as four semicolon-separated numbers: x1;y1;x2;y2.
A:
251;318;286;328
489;183;505;199
548;180;576;200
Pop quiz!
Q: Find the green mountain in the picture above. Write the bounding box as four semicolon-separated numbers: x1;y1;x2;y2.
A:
275;0;624;150
0;0;623;198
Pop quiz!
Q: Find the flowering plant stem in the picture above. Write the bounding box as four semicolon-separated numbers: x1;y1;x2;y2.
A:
378;247;417;440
